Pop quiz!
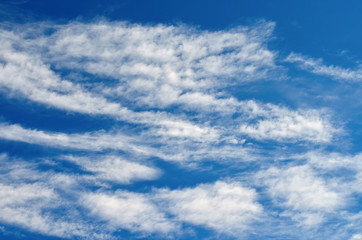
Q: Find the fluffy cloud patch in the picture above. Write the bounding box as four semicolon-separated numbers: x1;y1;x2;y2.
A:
48;21;277;100
0;183;87;238
259;165;344;226
81;191;178;234
239;102;335;142
156;181;262;234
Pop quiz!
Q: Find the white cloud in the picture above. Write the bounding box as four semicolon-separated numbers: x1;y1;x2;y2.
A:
0;122;153;154
0;153;160;239
285;53;362;81
48;21;277;98
298;151;362;196
0;18;358;240
152;118;219;142
0;122;232;162
351;234;362;240
0;20;347;238
0;153;81;191
63;155;161;184
81;190;178;234
0;21;274;133
157;140;254;164
0;183;87;238
0;29;218;142
0;33;122;115
0;114;335;166
0;22;338;145
156;181;262;234
303;151;362;171
239;102;335;143
3;151;361;239
258;165;345;226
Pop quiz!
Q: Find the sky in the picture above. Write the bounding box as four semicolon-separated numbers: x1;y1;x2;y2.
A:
0;0;362;239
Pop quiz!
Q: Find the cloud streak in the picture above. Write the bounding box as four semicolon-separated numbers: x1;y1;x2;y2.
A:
286;53;362;82
63;155;161;184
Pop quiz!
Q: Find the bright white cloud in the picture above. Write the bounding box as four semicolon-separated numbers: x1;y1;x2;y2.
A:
0;19;352;240
0;122;235;162
0;22;337;145
239;102;335;143
0;183;87;238
0;21;276;133
156;181;262;234
0;33;122;115
81;191;178;234
0;154;119;239
48;22;277;97
63;155;161;184
0;122;153;154
258;165;344;226
298;151;362;196
303;151;362;171
0;29;218;142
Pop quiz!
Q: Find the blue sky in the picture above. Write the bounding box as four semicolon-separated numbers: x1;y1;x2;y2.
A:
1;1;362;239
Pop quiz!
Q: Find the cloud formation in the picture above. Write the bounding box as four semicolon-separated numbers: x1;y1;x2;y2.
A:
0;154;89;238
81;190;177;235
258;164;345;226
0;21;336;145
63;155;161;184
156;181;262;235
0;19;359;240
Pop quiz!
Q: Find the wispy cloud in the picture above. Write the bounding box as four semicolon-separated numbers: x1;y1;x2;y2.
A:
286;53;362;81
63;155;161;184
0;122;152;154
